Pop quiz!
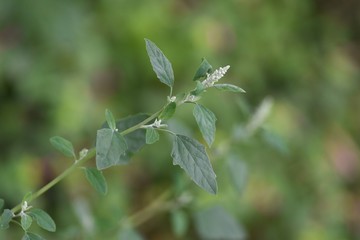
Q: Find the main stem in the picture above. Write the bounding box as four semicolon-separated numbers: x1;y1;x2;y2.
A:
11;107;164;214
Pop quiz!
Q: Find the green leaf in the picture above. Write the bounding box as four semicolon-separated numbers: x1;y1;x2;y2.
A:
105;109;116;130
171;210;188;237
22;232;45;240
0;209;13;229
23;192;32;203
96;128;128;170
0;199;4;211
227;158;247;194
83;167;108;195
49;136;76;158
193;58;212;81
191;81;206;96
194;206;246;240
159;102;176;120
21;213;33;231
193;104;217;147
213;83;246;93
171;135;217;194
119;228;144;240
28;208;56;232
145;39;174;87
146;128;159;145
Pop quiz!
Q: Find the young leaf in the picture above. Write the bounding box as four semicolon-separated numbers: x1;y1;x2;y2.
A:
193;104;217;147
49;136;76;159
191;81;206;96
145;39;174;87
159;102;176;120
83;167;108;195
171;210;189;237
105;109;117;130
21;213;33;231
0;209;13;229
22;232;45;240
146;128;159;144
193;58;212;81
28;208;56;232
171;135;217;194
213;84;246;93
194;206;246;240
0;199;4;211
23;192;32;203
96;129;128;170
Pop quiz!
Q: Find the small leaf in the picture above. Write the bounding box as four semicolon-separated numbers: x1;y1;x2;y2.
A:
227;158;248;194
194;206;246;240
193;104;217;147
0;209;13;229
83;167;108;195
50;136;76;158
213;83;246;93
105;109;116;130
146;128;159;145
0;199;4;211
28;208;56;232
159;102;176;120
23;192;32;203
171;135;217;194
119;228;144;240
21;213;33;231
22;232;45;240
193;58;212;81
145;39;174;87
191;81;206;96
96;128;128;170
171;210;189;237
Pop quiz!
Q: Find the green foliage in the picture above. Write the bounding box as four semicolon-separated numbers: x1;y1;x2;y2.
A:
227;158;247;194
0;199;4;211
119;228;144;240
0;209;13;230
83;168;108;195
28;208;56;232
20;213;32;231
171;135;217;194
193;58;212;81
22;232;45;240
171;210;189;237
49;136;76;159
159;102;176;120
145;38;174;88
145;128;159;145
193;104;217;147
213;84;246;93
105;109;117;131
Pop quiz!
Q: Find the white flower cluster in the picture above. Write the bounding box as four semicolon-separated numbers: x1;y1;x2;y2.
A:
202;65;230;87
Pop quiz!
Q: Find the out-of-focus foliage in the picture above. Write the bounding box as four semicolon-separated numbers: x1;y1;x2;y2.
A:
1;0;360;239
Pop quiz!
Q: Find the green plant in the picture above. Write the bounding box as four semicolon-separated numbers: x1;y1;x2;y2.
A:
0;39;245;239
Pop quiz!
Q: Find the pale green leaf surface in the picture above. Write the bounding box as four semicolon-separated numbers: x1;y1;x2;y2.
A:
83;167;108;195
193;104;217;147
194;206;246;240
213;83;246;93
146;128;159;144
28;208;56;232
0;209;13;229
159;102;176;120
119;228;144;240
22;232;45;240
171;135;217;194
193;58;212;81
105;109;116;130
21;213;33;231
96;128;128;170
145;39;174;87
49;136;75;158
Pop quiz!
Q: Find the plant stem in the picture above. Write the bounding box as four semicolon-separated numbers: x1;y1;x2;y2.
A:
11;148;96;213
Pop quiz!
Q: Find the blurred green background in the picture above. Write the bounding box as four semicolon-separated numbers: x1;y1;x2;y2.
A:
1;0;360;239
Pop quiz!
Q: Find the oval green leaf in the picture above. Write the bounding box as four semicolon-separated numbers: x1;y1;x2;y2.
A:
28;208;56;232
145;39;174;88
105;109;116;130
146;128;159;145
21;213;33;231
0;209;13;229
22;232;45;240
83;167;108;195
49;136;75;159
171;134;217;194
159;102;176;120
193;58;212;81
96;129;128;170
193;104;217;147
213;84;246;93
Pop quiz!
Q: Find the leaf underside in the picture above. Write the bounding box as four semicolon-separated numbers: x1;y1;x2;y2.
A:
193;104;217;147
28;208;56;232
83;167;108;195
